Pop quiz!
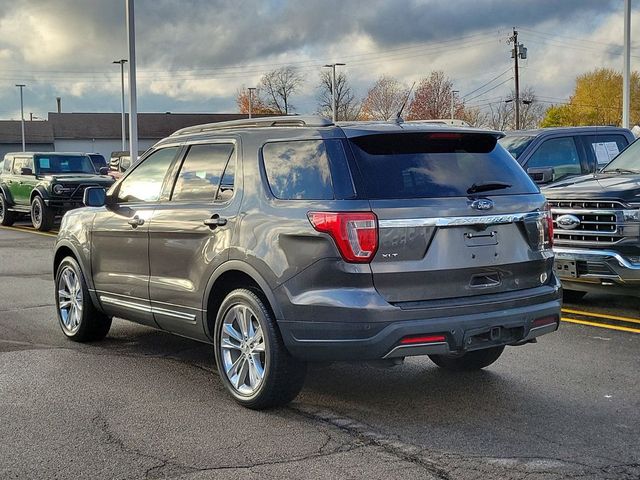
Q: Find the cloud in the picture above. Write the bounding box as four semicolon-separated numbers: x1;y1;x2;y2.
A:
0;0;636;116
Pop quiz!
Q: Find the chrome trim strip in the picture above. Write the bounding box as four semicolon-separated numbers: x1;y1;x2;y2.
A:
95;290;203;312
554;247;640;270
151;306;197;322
100;295;151;313
99;295;197;321
383;342;449;359
379;212;541;229
522;323;557;342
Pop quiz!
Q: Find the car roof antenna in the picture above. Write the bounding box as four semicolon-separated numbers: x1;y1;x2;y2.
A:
395;81;416;124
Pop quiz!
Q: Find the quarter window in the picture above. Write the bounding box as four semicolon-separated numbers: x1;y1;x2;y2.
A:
172;143;235;202
527;137;582;181
262;140;349;200
117;147;178;203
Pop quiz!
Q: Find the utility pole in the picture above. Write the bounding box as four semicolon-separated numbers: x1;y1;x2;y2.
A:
113;59;128;151
15;84;25;152
509;28;527;130
451;90;459;122
622;0;631;129
247;87;256;119
126;0;138;163
323;63;345;122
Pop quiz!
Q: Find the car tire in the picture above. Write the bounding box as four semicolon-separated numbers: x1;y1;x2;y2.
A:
0;194;17;226
563;290;587;303
55;256;112;342
31;195;55;232
213;288;306;410
429;346;505;372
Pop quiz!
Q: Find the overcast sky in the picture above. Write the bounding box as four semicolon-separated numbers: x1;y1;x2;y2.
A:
0;0;638;119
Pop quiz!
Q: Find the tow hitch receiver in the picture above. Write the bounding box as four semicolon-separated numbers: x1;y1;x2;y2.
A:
464;325;524;351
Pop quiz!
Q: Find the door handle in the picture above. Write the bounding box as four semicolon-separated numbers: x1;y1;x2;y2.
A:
127;216;145;228
203;214;227;229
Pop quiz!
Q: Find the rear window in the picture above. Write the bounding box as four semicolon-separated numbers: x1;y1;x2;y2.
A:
262;139;354;200
349;132;537;199
498;135;535;160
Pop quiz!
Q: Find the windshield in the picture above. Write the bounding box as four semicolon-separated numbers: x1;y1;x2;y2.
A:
601;138;640;173
348;132;538;199
498;135;535;160
35;154;96;175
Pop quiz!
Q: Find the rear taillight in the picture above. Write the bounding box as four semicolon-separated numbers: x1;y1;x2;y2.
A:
538;204;553;250
308;211;378;263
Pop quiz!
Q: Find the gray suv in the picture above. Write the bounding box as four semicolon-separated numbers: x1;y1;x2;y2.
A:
53;116;561;409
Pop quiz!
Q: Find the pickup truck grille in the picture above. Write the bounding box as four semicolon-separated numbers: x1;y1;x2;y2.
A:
548;200;628;246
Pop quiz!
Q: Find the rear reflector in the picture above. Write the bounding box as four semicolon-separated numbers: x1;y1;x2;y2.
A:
308;211;378;263
399;334;446;345
532;316;557;328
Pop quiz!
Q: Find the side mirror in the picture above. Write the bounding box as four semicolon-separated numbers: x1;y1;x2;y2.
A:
20;167;33;175
83;187;106;207
98;167;109;175
527;167;554;184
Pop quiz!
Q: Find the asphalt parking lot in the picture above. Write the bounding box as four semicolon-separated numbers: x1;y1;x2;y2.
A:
1;224;639;480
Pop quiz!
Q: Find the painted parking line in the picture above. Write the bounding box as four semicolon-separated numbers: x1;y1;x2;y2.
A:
0;225;58;238
562;317;640;334
562;308;640;326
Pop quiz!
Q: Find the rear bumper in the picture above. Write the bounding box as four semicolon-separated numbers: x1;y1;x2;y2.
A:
277;278;562;361
554;247;640;293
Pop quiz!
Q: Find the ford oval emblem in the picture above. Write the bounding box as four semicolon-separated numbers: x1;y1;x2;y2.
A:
470;199;494;211
556;214;581;230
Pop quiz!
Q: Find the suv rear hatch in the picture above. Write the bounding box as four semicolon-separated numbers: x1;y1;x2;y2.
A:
346;130;552;304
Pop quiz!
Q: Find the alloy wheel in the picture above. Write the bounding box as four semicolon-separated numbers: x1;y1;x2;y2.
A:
219;304;266;396
57;266;83;335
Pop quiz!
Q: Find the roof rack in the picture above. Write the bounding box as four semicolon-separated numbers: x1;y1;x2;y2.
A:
171;115;334;136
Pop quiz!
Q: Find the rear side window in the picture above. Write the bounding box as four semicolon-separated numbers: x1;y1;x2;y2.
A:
172;143;235;202
348;132;537;199
3;157;12;173
13;157;33;174
584;134;629;167
262;139;353;200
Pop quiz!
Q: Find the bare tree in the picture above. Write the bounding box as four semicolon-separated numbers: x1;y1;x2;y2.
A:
518;86;545;129
488;101;513;131
407;71;463;120
260;66;303;115
460;106;490;127
360;76;409;121
316;70;361;121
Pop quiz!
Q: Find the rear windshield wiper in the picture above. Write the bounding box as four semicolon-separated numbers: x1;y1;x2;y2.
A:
601;168;640;175
467;181;512;194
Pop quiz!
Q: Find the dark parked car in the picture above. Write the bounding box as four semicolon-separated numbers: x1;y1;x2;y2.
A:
0;152;114;231
543;137;640;299
53;117;561;409
499;126;634;184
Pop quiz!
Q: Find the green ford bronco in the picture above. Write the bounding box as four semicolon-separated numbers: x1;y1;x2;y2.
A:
0;152;115;231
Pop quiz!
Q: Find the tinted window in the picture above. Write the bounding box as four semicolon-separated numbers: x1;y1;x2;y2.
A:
117;147;178;203
172;143;234;201
35;154;95;174
349;132;537;199
89;154;107;169
13;157;33;174
263;139;351;200
584;134;629;167
498;135;535;160
527;137;581;181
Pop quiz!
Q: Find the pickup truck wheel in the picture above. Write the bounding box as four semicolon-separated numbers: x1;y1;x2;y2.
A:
214;289;306;410
0;194;17;226
55;256;112;342
429;346;505;372
31;196;55;231
563;290;587;302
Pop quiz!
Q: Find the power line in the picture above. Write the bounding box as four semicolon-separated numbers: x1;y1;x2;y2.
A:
462;67;512;98
464;77;514;103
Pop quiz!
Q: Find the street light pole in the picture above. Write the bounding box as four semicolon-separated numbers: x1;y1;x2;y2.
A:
247;87;256;119
323;63;345;122
622;0;631;129
451;90;459;122
126;0;138;164
113;59;128;151
15;84;26;152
